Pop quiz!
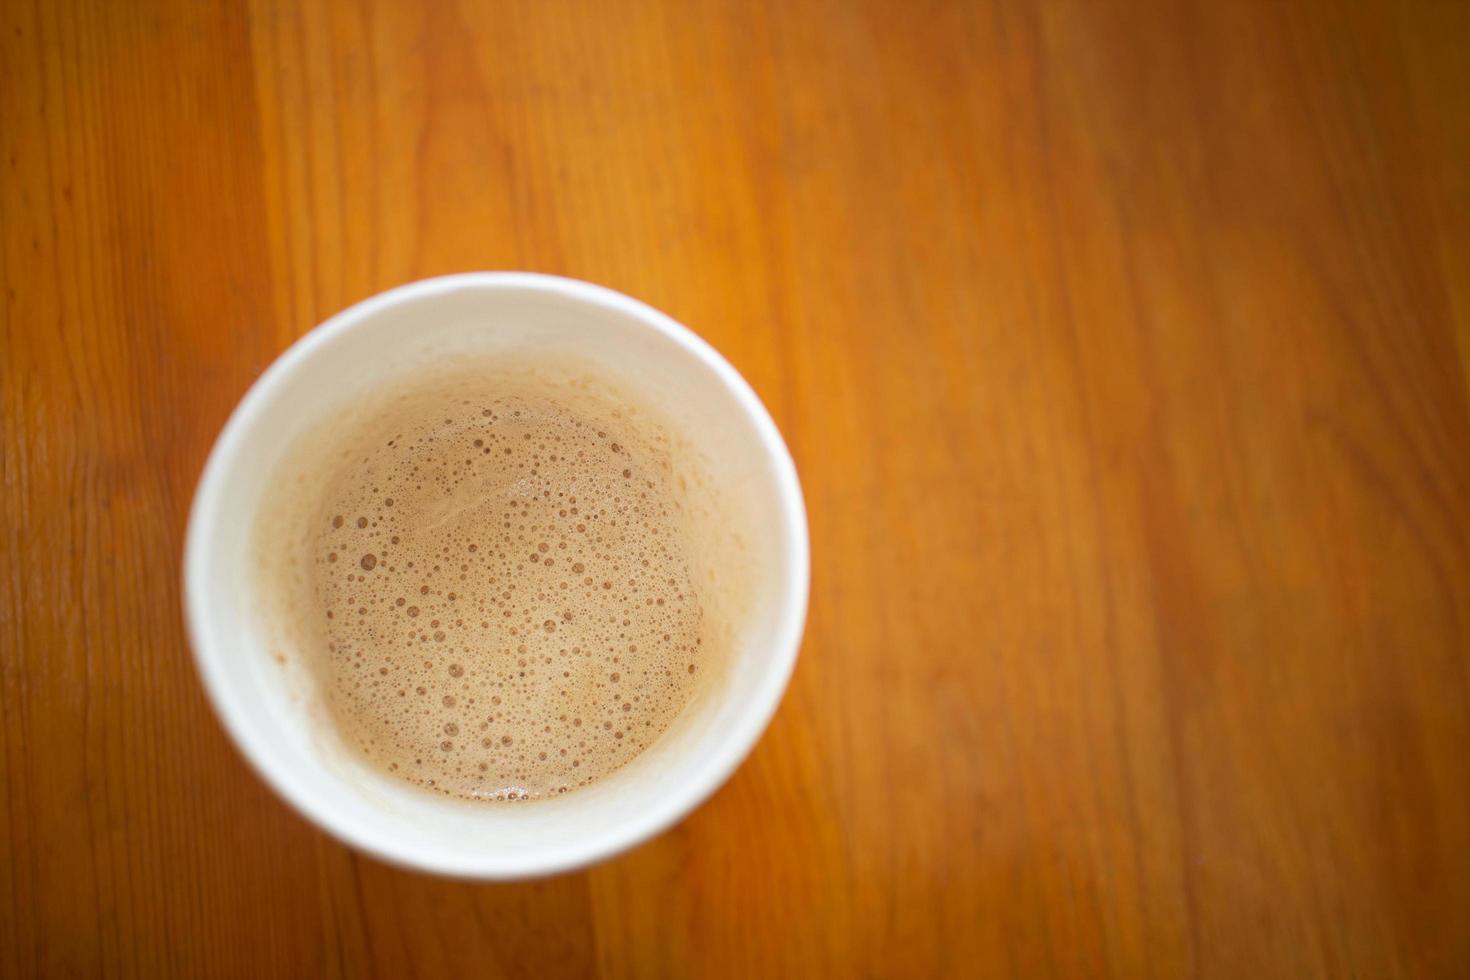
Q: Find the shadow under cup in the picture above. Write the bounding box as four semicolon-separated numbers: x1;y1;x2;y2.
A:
185;274;809;878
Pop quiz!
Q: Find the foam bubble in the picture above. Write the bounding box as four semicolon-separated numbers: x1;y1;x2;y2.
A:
297;381;708;802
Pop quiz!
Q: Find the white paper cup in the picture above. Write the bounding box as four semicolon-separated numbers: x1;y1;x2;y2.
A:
183;273;809;878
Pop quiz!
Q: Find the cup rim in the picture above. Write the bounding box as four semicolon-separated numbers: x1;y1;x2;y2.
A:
183;272;810;878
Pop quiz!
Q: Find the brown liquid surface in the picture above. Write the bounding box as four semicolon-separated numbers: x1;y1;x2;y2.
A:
261;370;710;801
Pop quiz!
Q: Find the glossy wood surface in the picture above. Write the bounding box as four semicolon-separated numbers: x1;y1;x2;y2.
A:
3;0;1469;976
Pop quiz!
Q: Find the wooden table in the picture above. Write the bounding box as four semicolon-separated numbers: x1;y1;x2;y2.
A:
4;0;1468;976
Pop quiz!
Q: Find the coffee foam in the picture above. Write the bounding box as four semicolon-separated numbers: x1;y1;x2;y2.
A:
254;360;739;802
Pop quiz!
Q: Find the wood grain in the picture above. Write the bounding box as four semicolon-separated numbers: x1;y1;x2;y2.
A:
4;0;1469;976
